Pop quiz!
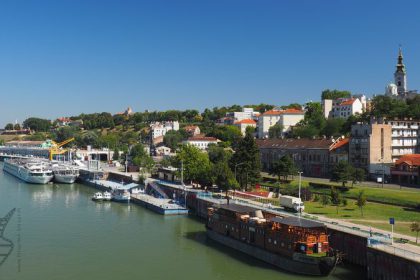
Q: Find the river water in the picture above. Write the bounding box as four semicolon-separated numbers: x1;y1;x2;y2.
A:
0;163;364;280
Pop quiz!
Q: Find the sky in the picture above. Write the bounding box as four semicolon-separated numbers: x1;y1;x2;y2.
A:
0;0;420;126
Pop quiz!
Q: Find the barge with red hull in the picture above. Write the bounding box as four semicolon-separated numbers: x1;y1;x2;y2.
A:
206;204;338;276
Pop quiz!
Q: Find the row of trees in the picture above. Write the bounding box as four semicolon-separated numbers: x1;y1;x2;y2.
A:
4;123;21;130
161;130;261;194
331;161;365;187
315;188;367;216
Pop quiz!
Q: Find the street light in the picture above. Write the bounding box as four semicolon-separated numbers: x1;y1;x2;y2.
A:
298;171;303;200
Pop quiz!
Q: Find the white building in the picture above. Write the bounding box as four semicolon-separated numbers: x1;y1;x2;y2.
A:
183;136;220;151
382;119;420;161
323;96;366;119
150;121;179;139
257;108;304;139
234;119;257;136
226;107;260;123
155;146;172;156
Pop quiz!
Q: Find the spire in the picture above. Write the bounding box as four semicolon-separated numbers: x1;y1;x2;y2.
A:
396;45;405;73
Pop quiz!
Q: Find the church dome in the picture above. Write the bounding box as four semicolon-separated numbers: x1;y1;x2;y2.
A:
385;83;398;96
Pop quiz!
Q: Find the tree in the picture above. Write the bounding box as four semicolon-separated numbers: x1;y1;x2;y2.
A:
23;117;52;132
268;124;284;139
331;161;352;187
411;222;420;244
208;144;232;164
112;147;120;161
321;194;330;207
351;168;365;187
322;118;345;137
231;129;261;190
130;143;155;178
330;187;343;214
213;161;239;204
163;130;185;150
356;190;367;217
4;123;14;130
321;89;351;100
54;126;78;143
269;155;297;181
175;144;212;186
13;123;21;130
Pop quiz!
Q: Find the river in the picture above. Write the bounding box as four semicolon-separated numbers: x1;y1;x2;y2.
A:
0;163;364;280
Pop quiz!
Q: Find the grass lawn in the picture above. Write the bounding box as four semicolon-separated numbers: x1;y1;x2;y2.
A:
264;179;420;208
305;200;420;237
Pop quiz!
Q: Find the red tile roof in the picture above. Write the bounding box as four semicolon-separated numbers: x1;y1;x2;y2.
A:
256;138;334;149
262;108;304;116
395;154;420;166
234;119;256;125
339;99;356;106
184;125;199;131
330;138;349;150
187;136;219;142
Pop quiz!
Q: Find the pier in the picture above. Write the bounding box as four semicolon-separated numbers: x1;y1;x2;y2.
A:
130;194;188;215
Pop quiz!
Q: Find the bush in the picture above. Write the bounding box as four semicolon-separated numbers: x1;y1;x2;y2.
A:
313;194;320;202
309;182;349;192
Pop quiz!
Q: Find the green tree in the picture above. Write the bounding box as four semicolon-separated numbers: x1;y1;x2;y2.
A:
268;124;284;139
321;89;351;100
351;168;365;187
54;126;78;143
163;130;185;150
410;222;420;244
231;130;261;190
112;147;120;161
175;144;212;186
13;123;21;130
331;161;352;187
23;117;52;132
4;123;14;130
269;155;297;181
330;187;343;214
322;118;345;137
213;161;239;204
208;144;232;164
130;143;155;178
356;190;367;217
321;194;330;207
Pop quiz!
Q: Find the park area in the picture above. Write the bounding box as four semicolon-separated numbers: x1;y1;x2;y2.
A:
260;176;420;238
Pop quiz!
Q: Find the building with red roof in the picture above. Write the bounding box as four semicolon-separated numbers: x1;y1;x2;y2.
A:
234;119;257;135
391;154;420;185
322;95;366;119
257;108;304;139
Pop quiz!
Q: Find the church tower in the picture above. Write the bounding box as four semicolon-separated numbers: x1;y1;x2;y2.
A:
394;47;407;95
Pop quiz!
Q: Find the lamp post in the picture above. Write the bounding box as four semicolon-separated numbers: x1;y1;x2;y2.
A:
298;171;303;200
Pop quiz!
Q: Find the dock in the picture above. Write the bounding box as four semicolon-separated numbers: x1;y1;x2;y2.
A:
130;193;188;215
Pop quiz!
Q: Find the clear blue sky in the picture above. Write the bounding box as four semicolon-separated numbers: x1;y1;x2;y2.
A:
1;0;419;126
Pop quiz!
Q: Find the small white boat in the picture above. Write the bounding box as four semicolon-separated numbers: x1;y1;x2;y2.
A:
92;192;104;201
103;191;112;201
112;189;131;202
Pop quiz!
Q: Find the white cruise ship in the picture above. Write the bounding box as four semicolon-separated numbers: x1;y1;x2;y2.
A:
3;159;54;184
51;163;79;184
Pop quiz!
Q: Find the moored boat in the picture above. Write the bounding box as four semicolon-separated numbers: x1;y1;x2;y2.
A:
103;191;112;201
92;192;104;201
206;204;339;276
111;189;130;202
52;164;79;184
3;158;53;184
